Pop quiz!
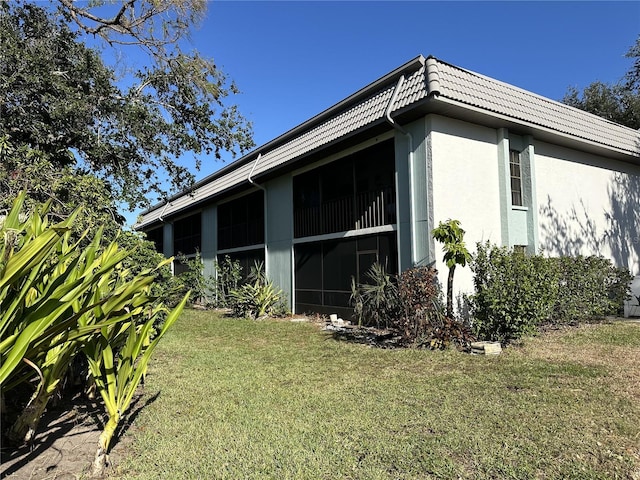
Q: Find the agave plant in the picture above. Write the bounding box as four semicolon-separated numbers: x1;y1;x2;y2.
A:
228;262;283;319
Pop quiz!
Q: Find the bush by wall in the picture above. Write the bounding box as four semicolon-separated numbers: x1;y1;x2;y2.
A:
228;262;289;319
470;242;632;344
350;264;472;349
470;242;559;344
551;255;632;323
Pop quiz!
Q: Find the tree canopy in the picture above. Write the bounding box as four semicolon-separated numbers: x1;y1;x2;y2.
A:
0;1;253;221
562;36;640;130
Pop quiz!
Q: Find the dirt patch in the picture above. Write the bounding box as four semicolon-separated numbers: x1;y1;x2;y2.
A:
1;393;148;480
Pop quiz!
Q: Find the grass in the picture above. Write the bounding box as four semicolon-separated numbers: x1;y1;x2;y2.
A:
115;312;640;479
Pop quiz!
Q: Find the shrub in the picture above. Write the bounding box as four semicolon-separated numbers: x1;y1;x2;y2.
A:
397;265;473;350
551;256;632;323
176;251;208;305
396;265;443;337
228;262;288;319
350;262;401;329
350;263;472;350
118;231;181;307
470;242;559;344
211;255;242;308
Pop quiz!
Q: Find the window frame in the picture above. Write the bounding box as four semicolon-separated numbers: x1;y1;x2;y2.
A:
509;149;524;207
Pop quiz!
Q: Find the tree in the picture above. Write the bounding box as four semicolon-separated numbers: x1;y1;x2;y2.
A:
562;36;640;129
432;219;472;319
0;2;253;214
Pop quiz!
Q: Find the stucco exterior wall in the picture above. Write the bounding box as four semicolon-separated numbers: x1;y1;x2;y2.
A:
429;115;503;296
535;141;640;276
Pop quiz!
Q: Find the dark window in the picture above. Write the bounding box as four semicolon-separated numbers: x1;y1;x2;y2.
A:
218;191;264;250
294;233;397;316
173;257;190;276
173;213;201;256
509;150;523;207
145;227;164;255
295;243;322;291
293;140;396;237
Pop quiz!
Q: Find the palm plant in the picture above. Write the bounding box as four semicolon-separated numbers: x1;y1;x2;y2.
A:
350;262;400;329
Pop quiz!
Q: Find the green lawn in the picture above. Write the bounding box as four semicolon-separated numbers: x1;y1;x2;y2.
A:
115;311;640;479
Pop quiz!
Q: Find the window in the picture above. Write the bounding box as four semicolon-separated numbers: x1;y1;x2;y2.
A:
509;150;523;206
217;191;264;250
173;213;201;256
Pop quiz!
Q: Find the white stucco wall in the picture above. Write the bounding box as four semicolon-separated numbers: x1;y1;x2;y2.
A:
429;115;503;297
535;141;640;276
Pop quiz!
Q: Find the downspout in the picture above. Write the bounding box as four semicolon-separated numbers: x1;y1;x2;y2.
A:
385;76;416;266
247;153;268;272
248;153;265;192
158;199;170;223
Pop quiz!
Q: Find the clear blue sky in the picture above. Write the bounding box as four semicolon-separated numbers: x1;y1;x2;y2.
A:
124;1;640;224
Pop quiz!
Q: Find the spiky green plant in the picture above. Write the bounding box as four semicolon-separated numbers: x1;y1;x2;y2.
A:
228;262;284;319
84;292;189;476
0;192;179;447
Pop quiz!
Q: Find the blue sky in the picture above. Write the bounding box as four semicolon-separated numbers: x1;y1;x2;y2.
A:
122;1;639;224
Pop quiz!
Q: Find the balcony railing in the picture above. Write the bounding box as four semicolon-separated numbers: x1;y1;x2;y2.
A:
294;187;396;238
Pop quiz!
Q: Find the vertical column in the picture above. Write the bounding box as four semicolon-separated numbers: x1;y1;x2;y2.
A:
395;129;412;272
407;117;431;267
265;175;294;312
497;128;511;247
395;117;432;271
201;205;217;280
162;222;174;274
522;136;539;253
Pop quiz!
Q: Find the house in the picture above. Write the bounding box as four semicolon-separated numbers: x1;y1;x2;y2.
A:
136;55;640;317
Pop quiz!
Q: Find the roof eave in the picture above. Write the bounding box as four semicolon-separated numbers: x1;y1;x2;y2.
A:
140;55;427;217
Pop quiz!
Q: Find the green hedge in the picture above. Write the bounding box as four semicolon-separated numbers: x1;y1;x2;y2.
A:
470;242;632;344
471;242;558;343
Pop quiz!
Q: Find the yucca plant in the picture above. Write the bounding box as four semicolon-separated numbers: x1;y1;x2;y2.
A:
0;193;80;387
228;262;284;319
84;292;189;476
350;262;400;329
0;193;170;446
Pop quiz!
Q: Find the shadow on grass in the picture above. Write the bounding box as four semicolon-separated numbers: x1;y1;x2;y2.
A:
327;325;406;348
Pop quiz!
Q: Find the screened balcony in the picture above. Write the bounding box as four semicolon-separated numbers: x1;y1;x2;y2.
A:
294;186;396;238
293;139;396;238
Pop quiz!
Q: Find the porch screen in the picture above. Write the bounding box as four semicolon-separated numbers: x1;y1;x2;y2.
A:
173;212;201;256
217;190;264;250
293;139;396;238
294;233;397;317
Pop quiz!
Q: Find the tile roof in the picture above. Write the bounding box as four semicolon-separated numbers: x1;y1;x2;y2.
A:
434;60;639;155
137;56;639;228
